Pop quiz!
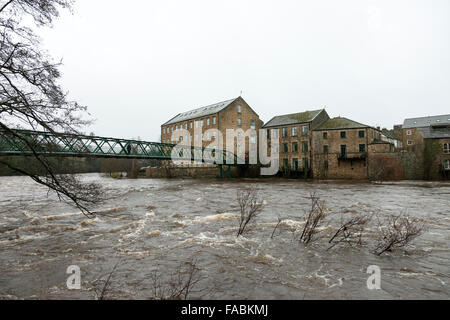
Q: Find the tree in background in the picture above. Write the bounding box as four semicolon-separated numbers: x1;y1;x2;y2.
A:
0;0;102;215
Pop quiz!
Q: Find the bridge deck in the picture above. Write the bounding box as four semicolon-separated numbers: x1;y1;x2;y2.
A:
0;129;244;165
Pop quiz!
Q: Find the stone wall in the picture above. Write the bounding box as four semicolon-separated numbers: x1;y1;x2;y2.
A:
312;127;375;179
368;152;404;180
219;97;263;159
144;166;239;179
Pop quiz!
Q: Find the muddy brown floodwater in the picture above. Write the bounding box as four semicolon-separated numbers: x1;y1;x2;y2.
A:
0;174;449;299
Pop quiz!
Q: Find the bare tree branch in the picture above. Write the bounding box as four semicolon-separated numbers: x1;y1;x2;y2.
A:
328;212;373;250
236;187;264;237
298;192;327;244
0;0;103;214
374;213;426;255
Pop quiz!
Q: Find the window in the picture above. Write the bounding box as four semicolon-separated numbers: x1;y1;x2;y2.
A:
190;122;193;129
359;144;366;152
323;145;328;153
292;142;298;153
237;118;242;126
359;130;365;138
176;125;178;131
282;127;288;138
237;105;242;113
443;143;450;154
340;131;346;139
292;158;299;171
213;117;217;125
206;132;210;140
266;129;271;139
324;160;328;170
201;120;204;127
407;140;413;145
283;158;289;169
250;120;256;130
282;143;289;153
302;158;309;170
323;132;328;140
163;128;166;134
301;125;308;136
272;129;279;139
206;118;210;126
444;160;450;170
250;136;256;144
292;126;298;137
195;121;199;128
237;132;242;141
407;130;412;135
341;145;347;156
185;123;188;130
302;141;308;153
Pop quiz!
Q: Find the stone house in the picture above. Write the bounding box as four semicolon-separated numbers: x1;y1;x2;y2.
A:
262;109;330;175
161;96;263;165
401;114;450;148
312;117;384;179
413;124;450;179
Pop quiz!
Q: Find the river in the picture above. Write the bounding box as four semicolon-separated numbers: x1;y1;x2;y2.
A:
0;174;449;299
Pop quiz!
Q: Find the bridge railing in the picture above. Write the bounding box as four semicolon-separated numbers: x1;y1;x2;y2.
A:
0;129;243;165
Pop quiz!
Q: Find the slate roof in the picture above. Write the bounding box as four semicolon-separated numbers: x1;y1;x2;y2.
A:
163;97;238;126
262;109;324;128
417;127;450;139
403;114;450;129
314;117;371;130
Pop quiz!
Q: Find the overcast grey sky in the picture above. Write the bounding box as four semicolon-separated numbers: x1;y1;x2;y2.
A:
38;0;450;141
